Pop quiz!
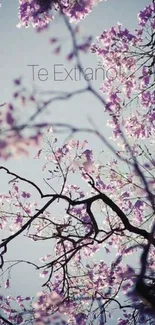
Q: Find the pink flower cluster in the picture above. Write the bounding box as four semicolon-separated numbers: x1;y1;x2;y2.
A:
18;0;104;28
92;3;155;140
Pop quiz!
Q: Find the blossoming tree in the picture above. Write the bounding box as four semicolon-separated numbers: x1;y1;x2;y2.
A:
0;0;155;324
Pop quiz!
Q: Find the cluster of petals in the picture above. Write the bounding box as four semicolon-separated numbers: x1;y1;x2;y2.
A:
18;0;104;28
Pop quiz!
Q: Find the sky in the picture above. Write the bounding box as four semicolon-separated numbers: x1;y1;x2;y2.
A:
0;0;150;184
0;0;151;324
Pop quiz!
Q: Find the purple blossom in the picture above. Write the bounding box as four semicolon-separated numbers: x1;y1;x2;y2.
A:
135;200;143;209
6;112;15;125
0;140;7;149
82;149;93;161
74;313;87;325
14;78;21;86
21;191;31;198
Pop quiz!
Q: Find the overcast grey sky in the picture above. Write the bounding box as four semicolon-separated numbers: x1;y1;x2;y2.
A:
0;0;151;323
0;0;150;180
